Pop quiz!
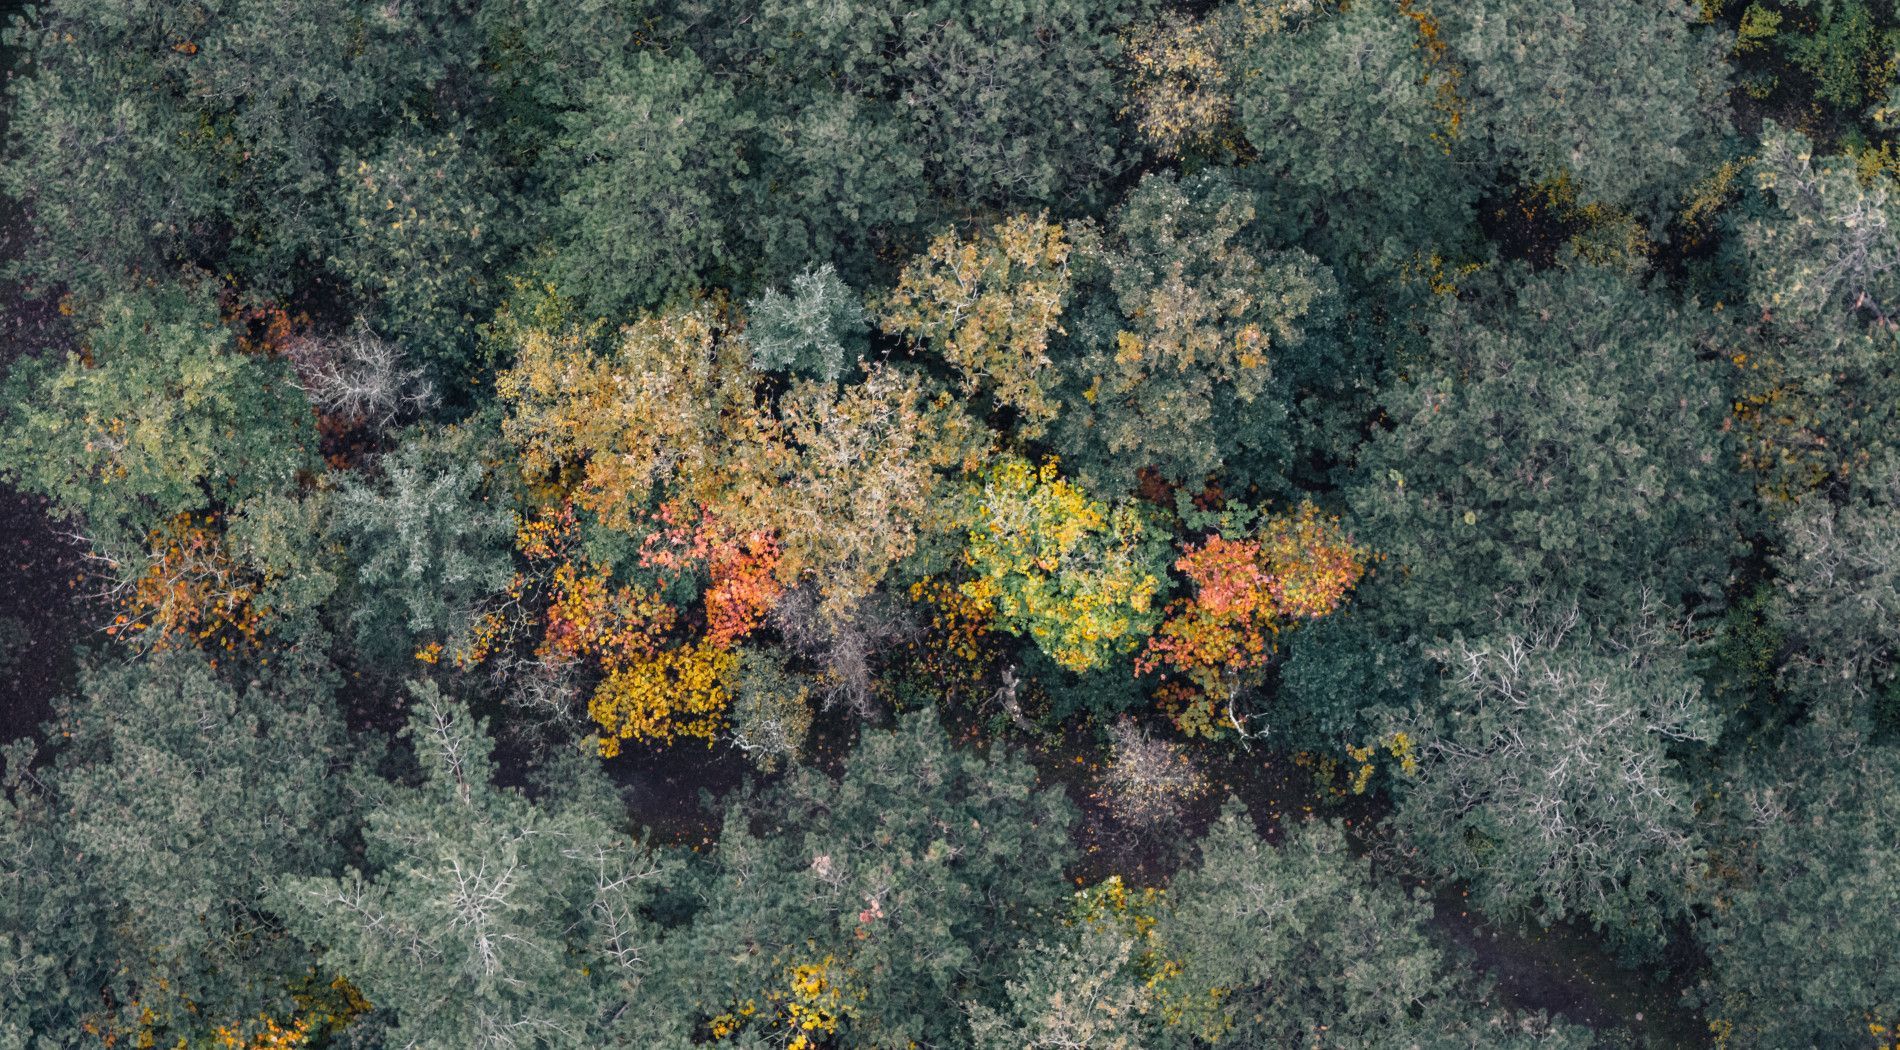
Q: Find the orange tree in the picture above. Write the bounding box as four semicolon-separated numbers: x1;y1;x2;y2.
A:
1138;502;1366;736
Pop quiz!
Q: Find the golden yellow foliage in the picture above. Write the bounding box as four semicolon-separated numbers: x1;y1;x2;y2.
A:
589;639;737;756
880;215;1073;434
495;297;754;530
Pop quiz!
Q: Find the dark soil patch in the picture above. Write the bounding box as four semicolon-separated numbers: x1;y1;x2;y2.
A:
1427;890;1707;1047
0;485;87;743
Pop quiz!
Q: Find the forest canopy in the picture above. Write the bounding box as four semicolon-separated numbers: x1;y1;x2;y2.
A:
1;0;1898;1047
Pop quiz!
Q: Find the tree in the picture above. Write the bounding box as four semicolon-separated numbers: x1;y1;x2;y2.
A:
0;651;353;1042
1234;0;1479;269
1732;124;1900;501
1699;726;1900;1048
2;0;481;297
1392;610;1717;943
960;456;1170;674
652;710;1077;1049
1054;171;1338;493
0;283;317;550
1348;265;1741;643
330;422;517;663
494;295;754;533
330;123;519;375
275;683;675;1047
1154;802;1589;1047
719;362;985;622
546;50;749;316
732;90;930;290
965;925;1153;1050
1434;0;1731;218
744;264;870;384
685;0;1141;213
1138;502;1367;713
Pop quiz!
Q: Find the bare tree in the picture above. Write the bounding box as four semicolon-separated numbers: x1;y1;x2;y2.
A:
286;320;437;429
1098;717;1208;832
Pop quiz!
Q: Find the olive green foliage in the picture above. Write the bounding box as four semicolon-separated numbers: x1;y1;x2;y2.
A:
693;0;1141;211
964;926;1152;1049
1350;266;1741;642
1056;171;1337;493
1;652;352;1041
0;283;316;548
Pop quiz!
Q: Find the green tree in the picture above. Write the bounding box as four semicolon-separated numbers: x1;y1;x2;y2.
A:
1348;266;1741;643
686;0;1142;213
1393;612;1717;943
0;283;317;550
275;682;673;1047
734;90;930;290
1;651;352;1041
966;926;1152;1049
330;421;517;663
1699;725;1900;1047
1732;124;1900;501
652;710;1077;1048
744;264;869;384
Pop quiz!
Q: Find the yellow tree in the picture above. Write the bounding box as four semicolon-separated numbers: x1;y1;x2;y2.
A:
879;214;1073;435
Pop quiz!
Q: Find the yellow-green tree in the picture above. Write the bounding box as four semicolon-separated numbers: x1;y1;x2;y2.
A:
960;456;1168;673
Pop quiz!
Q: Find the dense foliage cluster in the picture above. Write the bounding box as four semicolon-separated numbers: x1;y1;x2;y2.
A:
3;0;1900;1046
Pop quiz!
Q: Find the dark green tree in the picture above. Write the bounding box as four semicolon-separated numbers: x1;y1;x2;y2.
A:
651;711;1077;1048
1699;725;1900;1047
1348;266;1742;643
3;0;481;297
0;651;352;1041
1235;0;1479;271
545;49;749;317
1435;0;1732;217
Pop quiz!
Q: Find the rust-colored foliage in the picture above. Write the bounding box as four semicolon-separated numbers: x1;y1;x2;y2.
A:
106;513;264;653
1138;503;1366;700
639;501;784;650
